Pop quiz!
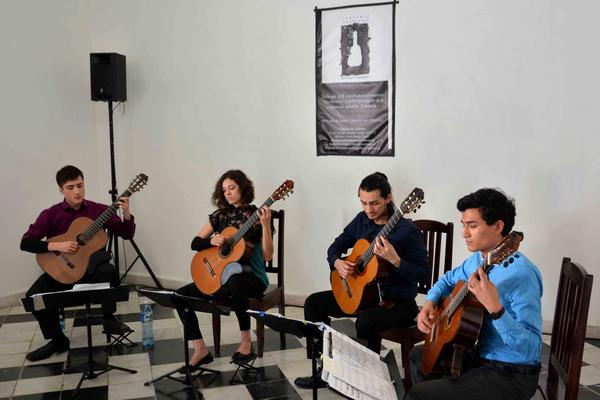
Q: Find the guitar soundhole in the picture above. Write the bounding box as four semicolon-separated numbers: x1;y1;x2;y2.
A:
355;261;364;274
219;243;232;258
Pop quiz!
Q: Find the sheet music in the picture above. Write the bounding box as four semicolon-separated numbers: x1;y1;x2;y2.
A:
30;282;113;310
72;282;110;291
322;325;397;400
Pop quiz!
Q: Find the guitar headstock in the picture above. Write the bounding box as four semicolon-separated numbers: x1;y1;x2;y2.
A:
128;173;149;193
487;231;524;267
398;187;425;215
271;180;294;201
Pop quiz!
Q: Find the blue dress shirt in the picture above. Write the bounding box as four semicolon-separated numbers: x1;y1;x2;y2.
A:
425;251;543;364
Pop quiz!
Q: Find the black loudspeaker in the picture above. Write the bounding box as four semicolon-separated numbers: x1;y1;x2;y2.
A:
90;53;127;102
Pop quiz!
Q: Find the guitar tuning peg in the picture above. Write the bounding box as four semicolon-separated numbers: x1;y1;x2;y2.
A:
422;201;426;204
509;257;514;263
514;254;520;258
503;261;509;268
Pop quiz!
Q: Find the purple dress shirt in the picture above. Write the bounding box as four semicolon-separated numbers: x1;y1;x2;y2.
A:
21;199;135;252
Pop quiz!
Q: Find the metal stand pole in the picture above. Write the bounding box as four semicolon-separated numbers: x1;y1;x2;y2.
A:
105;101;162;288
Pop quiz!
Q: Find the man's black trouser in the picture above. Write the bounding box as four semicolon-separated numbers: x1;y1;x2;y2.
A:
406;344;540;400
304;290;418;356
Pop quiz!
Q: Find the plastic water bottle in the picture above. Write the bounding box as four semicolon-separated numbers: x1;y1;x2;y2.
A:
141;303;155;350
59;308;66;334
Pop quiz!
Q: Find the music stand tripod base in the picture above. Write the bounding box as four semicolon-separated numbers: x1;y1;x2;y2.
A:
229;354;259;384
139;288;230;400
23;287;137;399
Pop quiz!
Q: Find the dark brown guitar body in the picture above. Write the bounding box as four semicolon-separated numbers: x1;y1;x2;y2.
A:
421;280;484;376
36;217;108;284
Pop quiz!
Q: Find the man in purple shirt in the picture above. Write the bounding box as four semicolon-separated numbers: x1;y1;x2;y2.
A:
21;165;135;361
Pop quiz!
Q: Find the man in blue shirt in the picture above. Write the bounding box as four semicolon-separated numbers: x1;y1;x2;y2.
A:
295;172;429;389
407;188;543;400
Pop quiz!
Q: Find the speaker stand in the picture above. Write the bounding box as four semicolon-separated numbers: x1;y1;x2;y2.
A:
105;100;162;289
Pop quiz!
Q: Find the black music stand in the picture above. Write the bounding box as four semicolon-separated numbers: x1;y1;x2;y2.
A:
248;311;323;400
383;350;405;400
139;288;230;400
22;286;136;399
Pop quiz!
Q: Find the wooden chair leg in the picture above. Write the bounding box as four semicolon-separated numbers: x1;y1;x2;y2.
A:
401;340;414;392
212;312;221;357
279;296;286;350
257;320;265;357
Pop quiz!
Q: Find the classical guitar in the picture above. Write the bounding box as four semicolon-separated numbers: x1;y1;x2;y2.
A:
191;180;294;295
36;174;149;284
330;188;425;315
421;231;524;377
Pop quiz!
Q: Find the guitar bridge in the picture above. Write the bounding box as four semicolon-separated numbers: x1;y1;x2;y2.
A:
59;255;76;270
203;257;216;277
342;279;352;298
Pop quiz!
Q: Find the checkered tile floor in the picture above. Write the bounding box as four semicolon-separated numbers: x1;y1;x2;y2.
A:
0;287;599;399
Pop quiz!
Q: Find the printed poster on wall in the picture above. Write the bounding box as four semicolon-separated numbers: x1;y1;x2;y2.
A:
315;2;396;156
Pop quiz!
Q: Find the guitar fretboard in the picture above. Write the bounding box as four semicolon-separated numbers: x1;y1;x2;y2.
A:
229;197;275;246
78;189;133;244
357;207;405;270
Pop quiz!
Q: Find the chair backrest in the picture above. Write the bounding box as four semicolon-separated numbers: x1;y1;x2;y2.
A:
412;219;454;295
546;257;594;400
265;210;285;290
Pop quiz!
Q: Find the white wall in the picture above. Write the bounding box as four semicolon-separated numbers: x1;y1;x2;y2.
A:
1;0;598;324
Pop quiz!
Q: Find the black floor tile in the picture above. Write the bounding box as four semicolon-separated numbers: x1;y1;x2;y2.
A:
578;386;600;399
587;338;600;349
590;384;600;393
21;362;64;379
61;385;108;400
259;329;303;353
148;338;189;365
153;378;204;400
0;366;22;383
246;379;298;400
196;370;238;389
66;346;108;369
4;314;37;323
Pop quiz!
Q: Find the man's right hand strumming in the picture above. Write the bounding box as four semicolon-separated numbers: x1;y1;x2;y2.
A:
334;259;356;279
48;241;79;254
417;301;438;334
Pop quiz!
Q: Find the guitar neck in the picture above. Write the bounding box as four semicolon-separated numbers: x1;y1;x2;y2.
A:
445;257;487;317
229;198;274;246
79;189;133;243
359;207;404;266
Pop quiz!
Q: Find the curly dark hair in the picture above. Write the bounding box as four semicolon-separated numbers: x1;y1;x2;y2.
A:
56;165;84;187
456;188;516;236
211;170;255;209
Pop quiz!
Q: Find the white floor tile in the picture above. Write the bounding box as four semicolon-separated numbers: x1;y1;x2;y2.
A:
0;341;31;356
201;384;253;400
62;370;108;390
13;375;63;396
108;381;155;400
0;380;16;398
578;365;600;386
0;352;26;368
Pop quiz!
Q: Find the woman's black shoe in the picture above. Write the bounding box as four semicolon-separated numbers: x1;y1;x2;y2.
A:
231;350;256;363
177;351;214;374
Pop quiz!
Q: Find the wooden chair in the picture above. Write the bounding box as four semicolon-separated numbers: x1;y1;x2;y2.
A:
539;257;593;400
379;219;454;391
211;209;286;358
